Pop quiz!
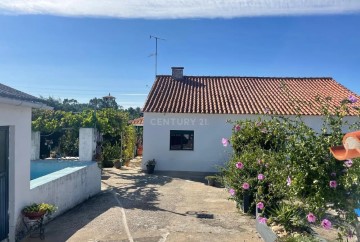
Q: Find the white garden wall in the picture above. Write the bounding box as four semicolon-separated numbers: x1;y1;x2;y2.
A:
143;112;357;173
79;128;96;161
30;162;101;217
0;103;32;242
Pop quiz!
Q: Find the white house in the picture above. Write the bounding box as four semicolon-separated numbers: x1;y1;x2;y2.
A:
142;67;359;173
0;83;50;242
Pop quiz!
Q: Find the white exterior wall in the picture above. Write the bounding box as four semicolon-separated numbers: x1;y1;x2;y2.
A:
79;128;96;161
30;131;40;160
30;163;101;218
143;112;357;172
0;103;32;242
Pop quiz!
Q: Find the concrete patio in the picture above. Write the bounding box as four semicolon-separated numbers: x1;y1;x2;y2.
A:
22;158;262;242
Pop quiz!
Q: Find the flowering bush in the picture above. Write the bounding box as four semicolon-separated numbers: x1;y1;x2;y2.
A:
221;96;360;240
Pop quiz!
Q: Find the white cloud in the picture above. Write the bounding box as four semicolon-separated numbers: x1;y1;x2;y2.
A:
0;0;359;19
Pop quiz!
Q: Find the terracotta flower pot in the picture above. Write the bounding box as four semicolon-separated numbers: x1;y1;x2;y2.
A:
137;146;143;156
23;211;46;220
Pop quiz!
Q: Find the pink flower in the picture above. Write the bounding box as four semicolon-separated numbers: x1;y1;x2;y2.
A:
257;202;264;210
221;138;229;147
235;162;244;169
242;182;250;190
344;159;353;168
321;219;332;230
348;95;358;104
257;174;265;180
329;180;337;188
258;217;267;224
234;124;241;132
286;176;291;186
257;159;263;164
307;213;316;223
229;188;235;196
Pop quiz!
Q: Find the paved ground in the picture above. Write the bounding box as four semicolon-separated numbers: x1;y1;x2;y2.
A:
23;158;262;242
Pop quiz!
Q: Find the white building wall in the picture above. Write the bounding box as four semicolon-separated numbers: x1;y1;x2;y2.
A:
143;112;357;173
0;103;32;242
30;131;40;160
79;128;96;161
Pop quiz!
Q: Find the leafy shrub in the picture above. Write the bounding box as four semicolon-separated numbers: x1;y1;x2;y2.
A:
222;96;360;239
101;142;121;168
58;130;79;156
267;202;309;233
122;125;136;161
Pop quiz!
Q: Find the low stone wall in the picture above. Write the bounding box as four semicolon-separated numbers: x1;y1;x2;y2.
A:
29;162;101;217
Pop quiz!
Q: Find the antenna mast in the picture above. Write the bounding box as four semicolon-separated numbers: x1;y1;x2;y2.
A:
150;35;165;77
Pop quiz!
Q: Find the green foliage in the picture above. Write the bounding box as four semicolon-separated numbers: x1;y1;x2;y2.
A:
32;108;132;157
222;96;360;238
268;202;309;233
38;96;91;112
58;130;79;156
277;235;320;242
230;119;286;154
222;144;285;213
23;203;57;215
89;96;119;110
205;175;217;180
123;125;136;161
101;142;121;167
95;108;128;137
126;107;142;120
146;159;156;166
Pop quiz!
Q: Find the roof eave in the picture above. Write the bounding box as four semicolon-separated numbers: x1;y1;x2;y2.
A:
0;96;53;110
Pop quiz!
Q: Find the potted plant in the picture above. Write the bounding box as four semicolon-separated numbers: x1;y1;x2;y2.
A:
22;203;57;220
205;176;217;186
137;145;143;156
113;159;122;169
146;159;156;174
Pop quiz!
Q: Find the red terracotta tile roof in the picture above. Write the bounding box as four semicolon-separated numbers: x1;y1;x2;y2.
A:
143;76;359;115
129;117;144;126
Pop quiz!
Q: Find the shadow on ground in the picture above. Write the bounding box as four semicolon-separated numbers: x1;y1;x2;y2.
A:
103;169;195;218
22;168;178;241
22;166;231;242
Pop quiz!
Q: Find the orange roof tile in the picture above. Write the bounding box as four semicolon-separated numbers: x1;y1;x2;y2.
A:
143;76;359;115
129;117;144;126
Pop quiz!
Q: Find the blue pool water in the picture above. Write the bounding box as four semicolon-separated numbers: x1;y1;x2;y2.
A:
31;160;93;180
356;209;360;216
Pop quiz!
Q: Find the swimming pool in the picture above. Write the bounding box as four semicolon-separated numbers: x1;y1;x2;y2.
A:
31;159;94;180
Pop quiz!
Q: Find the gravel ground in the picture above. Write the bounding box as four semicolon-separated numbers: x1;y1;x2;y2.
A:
22;159;262;242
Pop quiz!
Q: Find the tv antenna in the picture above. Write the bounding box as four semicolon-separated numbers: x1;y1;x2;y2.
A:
150;35;165;77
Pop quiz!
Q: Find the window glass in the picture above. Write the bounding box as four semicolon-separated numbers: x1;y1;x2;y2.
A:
170;130;194;150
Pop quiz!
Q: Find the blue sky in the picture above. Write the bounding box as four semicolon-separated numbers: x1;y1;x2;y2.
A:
0;1;359;108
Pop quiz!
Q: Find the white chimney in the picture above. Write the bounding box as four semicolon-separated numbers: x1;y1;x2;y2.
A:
171;67;184;80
